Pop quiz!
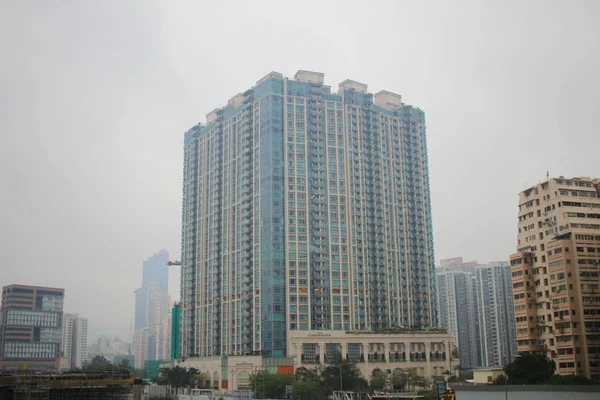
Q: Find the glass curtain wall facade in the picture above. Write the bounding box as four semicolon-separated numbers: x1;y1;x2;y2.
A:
180;71;435;358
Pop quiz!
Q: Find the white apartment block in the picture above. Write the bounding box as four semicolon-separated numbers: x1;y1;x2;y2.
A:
148;291;172;361
475;262;518;367
436;259;519;369
133;328;149;369
435;266;480;368
60;313;88;369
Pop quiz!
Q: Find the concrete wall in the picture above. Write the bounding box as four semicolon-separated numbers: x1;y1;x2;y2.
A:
454;386;600;400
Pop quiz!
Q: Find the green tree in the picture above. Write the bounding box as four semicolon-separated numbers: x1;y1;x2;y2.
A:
369;370;388;390
321;359;368;391
157;367;199;388
192;371;211;388
250;371;295;399
295;367;318;382
505;354;555;384
391;368;429;391
132;368;144;378
83;355;113;371
118;359;132;370
451;346;459;359
292;377;328;400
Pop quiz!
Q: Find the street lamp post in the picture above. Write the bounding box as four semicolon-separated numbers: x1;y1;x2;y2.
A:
504;354;521;400
340;360;343;392
503;357;508;400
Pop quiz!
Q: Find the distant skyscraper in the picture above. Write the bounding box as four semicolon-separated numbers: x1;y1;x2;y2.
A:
148;291;172;361
180;70;435;358
134;282;160;333
439;256;479;269
510;176;600;379
142;250;169;293
134;251;171;365
436;265;480;368
61;313;88;369
0;285;65;370
134;287;148;332
135;250;168;333
87;335;129;362
133;328;149;369
475;262;518;367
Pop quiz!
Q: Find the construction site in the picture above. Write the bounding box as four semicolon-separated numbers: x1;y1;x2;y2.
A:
0;369;136;400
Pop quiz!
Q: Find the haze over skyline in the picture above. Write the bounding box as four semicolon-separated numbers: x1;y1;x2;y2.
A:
1;0;599;338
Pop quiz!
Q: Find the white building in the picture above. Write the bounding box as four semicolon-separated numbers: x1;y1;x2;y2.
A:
61;313;88;369
435;263;480;368
133;328;149;369
475;262;518;367
436;258;519;369
159;313;172;361
148;291;172;361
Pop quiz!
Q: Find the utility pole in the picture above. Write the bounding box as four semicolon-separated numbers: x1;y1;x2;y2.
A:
339;361;343;392
504;356;508;400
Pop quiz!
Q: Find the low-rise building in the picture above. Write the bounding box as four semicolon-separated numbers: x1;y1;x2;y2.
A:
176;330;458;393
289;330;458;382
472;368;504;384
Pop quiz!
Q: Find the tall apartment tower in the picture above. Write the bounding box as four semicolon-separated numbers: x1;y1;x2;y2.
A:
61;313;88;369
0;285;65;370
180;70;435;358
475;262;518;367
436;266;480;368
510;176;600;379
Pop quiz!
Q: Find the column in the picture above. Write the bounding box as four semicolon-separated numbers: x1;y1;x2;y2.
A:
296;343;303;364
362;342;370;365
318;342;325;364
424;342;432;378
446;341;453;374
405;341;411;362
384;342;391;363
341;343;348;361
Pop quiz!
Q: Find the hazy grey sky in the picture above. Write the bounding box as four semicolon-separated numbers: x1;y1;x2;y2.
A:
1;0;599;339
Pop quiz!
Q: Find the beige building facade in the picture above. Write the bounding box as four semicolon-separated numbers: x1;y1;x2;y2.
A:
175;330;458;393
288;330;458;380
472;368;504;384
509;177;600;379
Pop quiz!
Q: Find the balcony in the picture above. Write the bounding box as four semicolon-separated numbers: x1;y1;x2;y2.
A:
367;353;386;362
430;352;446;361
409;352;427;362
388;352;407;362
